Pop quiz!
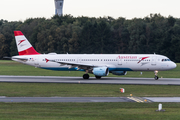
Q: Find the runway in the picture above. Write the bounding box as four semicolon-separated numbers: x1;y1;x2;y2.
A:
0;75;180;85
0;96;179;103
0;97;134;103
0;76;180;103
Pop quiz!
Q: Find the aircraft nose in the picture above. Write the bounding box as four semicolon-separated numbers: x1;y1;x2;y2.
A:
171;62;177;69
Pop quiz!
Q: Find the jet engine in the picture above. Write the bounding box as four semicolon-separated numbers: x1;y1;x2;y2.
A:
92;67;109;76
111;71;127;75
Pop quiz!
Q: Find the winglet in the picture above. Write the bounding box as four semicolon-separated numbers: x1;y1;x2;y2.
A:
14;31;40;56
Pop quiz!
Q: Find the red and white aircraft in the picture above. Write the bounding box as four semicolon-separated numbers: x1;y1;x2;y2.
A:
10;31;176;80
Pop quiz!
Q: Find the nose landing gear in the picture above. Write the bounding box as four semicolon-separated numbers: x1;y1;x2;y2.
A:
154;76;159;80
154;71;159;80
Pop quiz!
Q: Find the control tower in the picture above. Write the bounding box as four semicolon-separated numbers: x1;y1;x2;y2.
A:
54;0;64;16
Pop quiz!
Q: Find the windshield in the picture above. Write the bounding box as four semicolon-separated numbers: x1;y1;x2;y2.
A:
162;59;171;62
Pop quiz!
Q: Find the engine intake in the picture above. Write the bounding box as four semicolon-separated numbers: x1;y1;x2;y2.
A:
93;67;109;76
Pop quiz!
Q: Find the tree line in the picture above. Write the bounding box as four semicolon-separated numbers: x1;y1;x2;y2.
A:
0;14;180;62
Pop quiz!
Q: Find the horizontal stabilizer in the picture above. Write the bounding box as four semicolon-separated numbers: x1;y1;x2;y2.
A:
12;57;28;61
4;56;28;62
3;57;12;60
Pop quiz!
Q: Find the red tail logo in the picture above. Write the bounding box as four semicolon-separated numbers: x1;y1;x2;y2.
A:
138;57;149;63
18;40;25;45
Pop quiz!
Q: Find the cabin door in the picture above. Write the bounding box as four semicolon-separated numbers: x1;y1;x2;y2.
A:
118;59;122;65
151;56;156;66
34;56;39;67
77;57;81;63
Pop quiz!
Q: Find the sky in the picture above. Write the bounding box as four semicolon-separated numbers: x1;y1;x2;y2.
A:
1;0;180;21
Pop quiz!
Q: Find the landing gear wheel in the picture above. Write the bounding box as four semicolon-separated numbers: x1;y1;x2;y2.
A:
154;71;159;80
83;74;89;79
95;76;101;79
154;76;159;80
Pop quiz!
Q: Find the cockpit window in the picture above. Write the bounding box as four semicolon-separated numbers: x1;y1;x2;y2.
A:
162;59;171;62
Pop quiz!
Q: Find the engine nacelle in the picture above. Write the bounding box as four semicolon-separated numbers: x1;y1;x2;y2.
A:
111;71;127;75
93;67;109;76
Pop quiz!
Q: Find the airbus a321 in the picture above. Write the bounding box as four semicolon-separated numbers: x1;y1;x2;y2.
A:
8;31;177;80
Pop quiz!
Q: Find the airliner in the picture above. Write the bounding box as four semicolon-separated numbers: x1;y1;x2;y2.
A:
8;31;177;80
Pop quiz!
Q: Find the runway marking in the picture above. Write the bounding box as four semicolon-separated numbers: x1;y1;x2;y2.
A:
127;97;152;103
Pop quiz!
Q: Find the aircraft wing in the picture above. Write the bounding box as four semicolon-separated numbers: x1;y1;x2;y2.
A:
45;58;97;69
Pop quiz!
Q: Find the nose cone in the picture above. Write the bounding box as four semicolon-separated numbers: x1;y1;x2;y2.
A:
170;62;177;69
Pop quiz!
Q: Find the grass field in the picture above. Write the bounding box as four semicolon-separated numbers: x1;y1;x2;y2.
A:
0;60;180;119
0;103;180;120
0;83;180;97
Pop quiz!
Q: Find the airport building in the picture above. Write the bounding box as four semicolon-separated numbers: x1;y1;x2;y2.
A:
54;0;64;16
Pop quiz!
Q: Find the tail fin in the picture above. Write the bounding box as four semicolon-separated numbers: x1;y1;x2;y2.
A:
14;31;40;55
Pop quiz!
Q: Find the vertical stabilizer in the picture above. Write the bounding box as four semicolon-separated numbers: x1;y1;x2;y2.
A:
14;31;40;55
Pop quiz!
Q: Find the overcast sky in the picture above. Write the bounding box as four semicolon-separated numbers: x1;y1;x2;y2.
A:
1;0;180;21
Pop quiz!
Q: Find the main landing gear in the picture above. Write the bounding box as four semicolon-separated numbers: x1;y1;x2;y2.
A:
83;70;90;79
83;74;89;79
154;71;159;80
95;76;101;79
82;69;103;79
83;74;102;79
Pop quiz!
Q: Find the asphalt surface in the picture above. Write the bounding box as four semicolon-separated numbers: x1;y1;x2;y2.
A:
0;97;134;103
0;96;179;103
0;76;180;103
144;97;180;102
0;76;180;85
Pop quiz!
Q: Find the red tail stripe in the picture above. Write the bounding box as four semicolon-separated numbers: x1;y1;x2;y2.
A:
18;47;40;55
14;31;24;36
